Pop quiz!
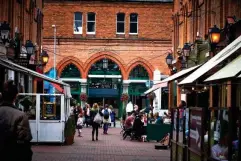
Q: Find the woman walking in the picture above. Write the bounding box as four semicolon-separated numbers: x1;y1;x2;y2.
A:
90;103;103;141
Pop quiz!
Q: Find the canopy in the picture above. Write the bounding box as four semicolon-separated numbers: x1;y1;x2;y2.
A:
179;35;241;85
160;64;201;83
205;54;241;82
144;82;168;95
0;57;69;87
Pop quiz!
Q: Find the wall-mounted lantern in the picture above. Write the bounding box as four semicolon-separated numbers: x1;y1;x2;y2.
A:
209;25;221;45
0;21;11;42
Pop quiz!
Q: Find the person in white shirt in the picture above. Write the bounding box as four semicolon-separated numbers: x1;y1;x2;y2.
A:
76;114;84;137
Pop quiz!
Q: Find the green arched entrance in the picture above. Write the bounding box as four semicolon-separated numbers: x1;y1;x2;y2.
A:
128;65;149;109
60;64;81;102
87;58;122;116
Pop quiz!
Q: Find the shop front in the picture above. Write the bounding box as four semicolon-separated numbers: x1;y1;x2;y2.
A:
174;34;241;161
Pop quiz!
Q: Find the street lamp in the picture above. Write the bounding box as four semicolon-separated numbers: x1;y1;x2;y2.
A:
165;52;173;66
209;25;221;44
25;40;34;55
42;50;49;65
183;43;191;57
103;58;108;69
0;21;11;42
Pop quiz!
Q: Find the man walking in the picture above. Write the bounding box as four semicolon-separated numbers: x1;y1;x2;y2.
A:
0;80;33;161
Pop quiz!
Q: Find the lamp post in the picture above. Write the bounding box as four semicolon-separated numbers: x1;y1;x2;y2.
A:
25;40;34;55
52;25;57;80
0;21;11;43
183;43;191;57
41;50;49;66
165;52;173;67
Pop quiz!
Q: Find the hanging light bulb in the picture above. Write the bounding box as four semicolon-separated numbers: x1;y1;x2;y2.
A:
192;87;195;91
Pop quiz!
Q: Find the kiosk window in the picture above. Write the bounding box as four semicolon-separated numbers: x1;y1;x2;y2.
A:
16;95;36;120
40;95;61;120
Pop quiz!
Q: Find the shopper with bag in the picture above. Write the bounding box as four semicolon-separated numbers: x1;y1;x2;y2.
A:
90;103;103;141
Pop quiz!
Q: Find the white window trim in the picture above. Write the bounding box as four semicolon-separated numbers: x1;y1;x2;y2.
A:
129;13;138;35
73;12;83;35
116;13;125;34
86;13;96;35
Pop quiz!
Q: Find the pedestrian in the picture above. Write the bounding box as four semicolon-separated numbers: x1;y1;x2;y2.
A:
178;100;186;132
90;103;103;141
73;105;80;125
83;103;91;127
110;106;116;127
0;80;33;161
76;114;84;137
102;104;111;134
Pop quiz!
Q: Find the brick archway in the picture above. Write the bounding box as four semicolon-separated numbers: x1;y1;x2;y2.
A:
83;51;127;79
57;56;84;78
126;57;154;80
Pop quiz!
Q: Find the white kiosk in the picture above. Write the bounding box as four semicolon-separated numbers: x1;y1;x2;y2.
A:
0;58;71;143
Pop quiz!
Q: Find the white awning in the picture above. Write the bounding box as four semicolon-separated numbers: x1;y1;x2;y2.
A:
0;58;69;87
144;82;168;95
179;35;241;85
161;64;201;83
205;54;241;82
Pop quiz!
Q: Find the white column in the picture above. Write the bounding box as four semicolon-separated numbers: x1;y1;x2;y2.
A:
122;82;129;94
80;82;87;107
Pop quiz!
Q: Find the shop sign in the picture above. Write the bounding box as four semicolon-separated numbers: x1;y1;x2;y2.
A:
13;59;29;67
189;108;202;152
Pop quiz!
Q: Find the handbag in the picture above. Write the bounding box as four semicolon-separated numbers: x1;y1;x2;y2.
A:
94;112;102;124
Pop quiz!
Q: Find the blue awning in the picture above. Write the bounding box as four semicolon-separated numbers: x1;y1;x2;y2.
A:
88;89;119;98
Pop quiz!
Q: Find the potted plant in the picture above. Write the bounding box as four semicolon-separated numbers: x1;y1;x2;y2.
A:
64;115;76;145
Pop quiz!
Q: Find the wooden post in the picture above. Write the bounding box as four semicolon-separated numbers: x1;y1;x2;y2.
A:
227;80;232;108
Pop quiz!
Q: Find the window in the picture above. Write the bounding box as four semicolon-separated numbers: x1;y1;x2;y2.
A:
130;13;138;34
116;13;125;34
87;12;96;34
74;12;83;34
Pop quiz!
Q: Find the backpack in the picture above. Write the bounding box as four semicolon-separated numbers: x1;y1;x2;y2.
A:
103;109;109;119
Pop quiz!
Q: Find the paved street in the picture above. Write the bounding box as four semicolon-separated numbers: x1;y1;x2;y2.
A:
32;126;170;161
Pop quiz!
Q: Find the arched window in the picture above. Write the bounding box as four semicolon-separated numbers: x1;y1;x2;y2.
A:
88;58;121;75
129;65;149;80
60;64;81;78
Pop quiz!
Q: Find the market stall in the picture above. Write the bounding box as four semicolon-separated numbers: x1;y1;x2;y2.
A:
0;57;72;143
16;93;71;143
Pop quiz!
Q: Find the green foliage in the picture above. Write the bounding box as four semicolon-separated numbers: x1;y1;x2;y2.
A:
64;116;76;137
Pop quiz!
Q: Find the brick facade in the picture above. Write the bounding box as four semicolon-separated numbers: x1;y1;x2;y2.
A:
171;0;241;108
43;0;173;80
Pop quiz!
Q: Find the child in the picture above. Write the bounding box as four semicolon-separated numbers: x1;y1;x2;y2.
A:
77;114;84;137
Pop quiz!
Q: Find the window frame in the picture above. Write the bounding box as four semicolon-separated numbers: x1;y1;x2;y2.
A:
73;12;83;35
129;13;138;35
86;12;96;35
116;13;125;34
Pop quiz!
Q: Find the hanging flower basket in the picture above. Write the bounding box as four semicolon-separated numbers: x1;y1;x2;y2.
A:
147;92;156;100
121;93;129;102
80;93;88;102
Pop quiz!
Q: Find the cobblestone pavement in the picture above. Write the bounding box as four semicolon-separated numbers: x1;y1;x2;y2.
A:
32;126;170;161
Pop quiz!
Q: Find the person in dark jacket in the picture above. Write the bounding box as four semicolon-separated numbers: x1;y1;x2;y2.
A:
0;80;33;161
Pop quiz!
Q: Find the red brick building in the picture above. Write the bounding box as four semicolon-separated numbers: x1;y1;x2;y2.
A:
0;0;44;93
43;0;173;115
